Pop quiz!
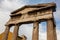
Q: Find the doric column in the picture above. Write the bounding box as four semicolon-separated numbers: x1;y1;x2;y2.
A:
12;24;20;40
2;25;10;40
32;21;39;40
47;19;57;40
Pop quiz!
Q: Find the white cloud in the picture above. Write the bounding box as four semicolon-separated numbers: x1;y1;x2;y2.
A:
0;0;25;12
54;10;60;20
39;23;47;40
0;0;25;34
56;29;60;40
0;11;10;34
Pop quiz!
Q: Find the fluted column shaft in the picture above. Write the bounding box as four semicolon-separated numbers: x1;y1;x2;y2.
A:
2;26;10;40
32;21;39;40
47;19;57;40
12;24;19;40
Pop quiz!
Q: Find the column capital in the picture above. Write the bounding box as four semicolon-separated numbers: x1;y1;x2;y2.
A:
14;23;21;26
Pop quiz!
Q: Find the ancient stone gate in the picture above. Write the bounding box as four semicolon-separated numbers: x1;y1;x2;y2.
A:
2;3;57;40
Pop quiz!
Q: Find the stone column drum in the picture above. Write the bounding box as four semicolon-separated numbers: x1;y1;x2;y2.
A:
2;26;10;40
32;21;39;40
12;24;20;40
47;19;57;40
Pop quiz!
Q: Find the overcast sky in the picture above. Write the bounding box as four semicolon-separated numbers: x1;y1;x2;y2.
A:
0;0;60;40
